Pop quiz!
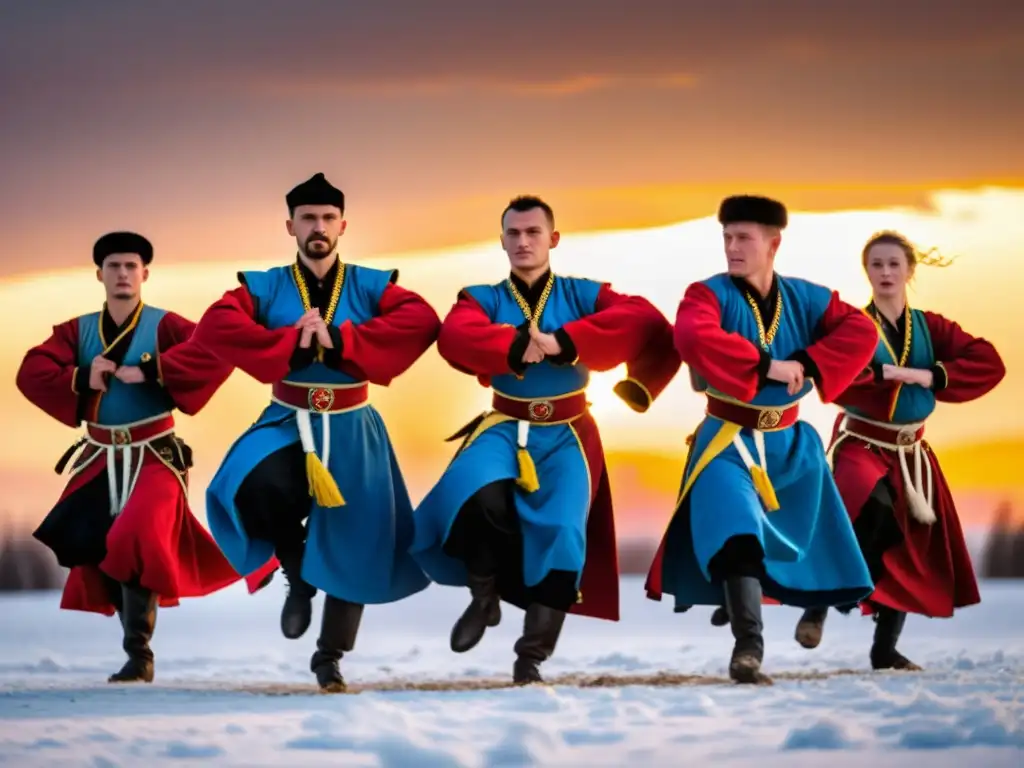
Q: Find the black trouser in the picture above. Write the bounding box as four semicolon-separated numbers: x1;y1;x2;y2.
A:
707;534;766;582
852;479;903;582
444;480;580;613
832;478;904;613
235;442;313;560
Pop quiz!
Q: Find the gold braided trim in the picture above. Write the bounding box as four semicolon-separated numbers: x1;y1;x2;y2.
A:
292;261;345;324
868;302;913;366
507;272;555;326
744;290;782;350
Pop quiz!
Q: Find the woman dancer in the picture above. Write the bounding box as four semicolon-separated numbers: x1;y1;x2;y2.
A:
792;230;1005;670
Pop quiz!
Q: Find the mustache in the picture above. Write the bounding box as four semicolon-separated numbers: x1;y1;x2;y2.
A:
306;234;330;244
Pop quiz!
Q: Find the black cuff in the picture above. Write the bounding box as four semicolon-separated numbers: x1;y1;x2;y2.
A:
787;349;820;381
138;355;159;383
548;328;578;366
930;364;948;391
321;325;344;369
756;349;772;390
74;366;93;393
508;322;531;376
871;362;884;383
289;342;316;372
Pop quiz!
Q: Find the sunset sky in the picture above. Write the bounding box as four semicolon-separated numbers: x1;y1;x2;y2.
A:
1;2;1022;534
1;1;1022;272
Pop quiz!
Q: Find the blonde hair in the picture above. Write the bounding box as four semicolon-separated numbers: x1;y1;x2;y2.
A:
861;230;955;273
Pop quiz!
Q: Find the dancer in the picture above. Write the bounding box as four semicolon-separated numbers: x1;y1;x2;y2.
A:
17;231;242;683
644;195;879;684
192;173;440;691
793;231;1005;670
411;195;681;684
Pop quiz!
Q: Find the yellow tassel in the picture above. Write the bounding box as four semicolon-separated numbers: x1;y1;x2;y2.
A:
305;452;345;507
749;465;780;512
576;589;583;604
516;447;540;493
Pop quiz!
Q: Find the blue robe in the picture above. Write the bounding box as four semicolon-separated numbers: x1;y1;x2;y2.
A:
204;264;430;605
651;273;874;609
409;276;602;603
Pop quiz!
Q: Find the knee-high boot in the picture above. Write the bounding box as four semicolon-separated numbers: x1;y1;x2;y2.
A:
512;604;566;685
724;576;771;684
278;545;316;640
870;605;921;671
108;582;158;683
310;595;365;691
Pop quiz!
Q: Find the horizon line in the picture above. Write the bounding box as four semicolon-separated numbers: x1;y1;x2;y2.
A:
4;183;1024;285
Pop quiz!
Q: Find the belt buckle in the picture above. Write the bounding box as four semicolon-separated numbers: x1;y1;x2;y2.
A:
111;428;131;446
527;399;554;421
756;408;783;430
896;427;917;446
308;387;335;413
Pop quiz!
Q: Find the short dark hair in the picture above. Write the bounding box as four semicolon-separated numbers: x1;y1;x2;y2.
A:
501;195;555;229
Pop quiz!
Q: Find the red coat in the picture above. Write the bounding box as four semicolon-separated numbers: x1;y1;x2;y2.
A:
16;307;245;615
832;310;1005;617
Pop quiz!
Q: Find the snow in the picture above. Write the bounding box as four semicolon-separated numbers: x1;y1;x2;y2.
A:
1;576;1022;766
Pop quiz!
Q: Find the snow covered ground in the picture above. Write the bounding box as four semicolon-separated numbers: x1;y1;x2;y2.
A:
1;576;1021;766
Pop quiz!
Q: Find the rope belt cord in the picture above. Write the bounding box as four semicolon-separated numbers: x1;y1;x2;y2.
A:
71;428;174;516
295;408;331;469
831;412;935;525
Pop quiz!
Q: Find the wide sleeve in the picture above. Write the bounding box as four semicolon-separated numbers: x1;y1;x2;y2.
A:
15;318;87;427
327;282;441;386
924;311;1006;403
191;286;301;384
829;364;897;418
673;282;767;402
555;285;681;412
556;284;674;371
147;312;236;415
435;291;520;379
792;293;878;403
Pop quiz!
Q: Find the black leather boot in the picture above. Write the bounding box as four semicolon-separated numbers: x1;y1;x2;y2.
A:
108;583;157;683
450;571;501;653
724;576;771;684
794;606;828;649
310;595;365;692
512;603;566;685
710;606;729;626
278;547;316;640
870;606;921;671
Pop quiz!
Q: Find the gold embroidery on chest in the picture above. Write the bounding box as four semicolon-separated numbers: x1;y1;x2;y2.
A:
507;272;555;326
869;303;913;366
292;262;345;324
745;291;783;350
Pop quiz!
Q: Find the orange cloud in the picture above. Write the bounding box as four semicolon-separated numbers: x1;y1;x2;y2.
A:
235;72;700;98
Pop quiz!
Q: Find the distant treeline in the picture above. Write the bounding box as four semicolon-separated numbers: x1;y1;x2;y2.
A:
978;503;1024;579
0;508;1021;591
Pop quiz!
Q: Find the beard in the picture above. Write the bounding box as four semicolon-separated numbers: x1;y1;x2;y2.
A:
112;290;135;300
302;234;336;260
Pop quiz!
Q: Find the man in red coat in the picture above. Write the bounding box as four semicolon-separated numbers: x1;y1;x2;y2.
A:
16;231;244;684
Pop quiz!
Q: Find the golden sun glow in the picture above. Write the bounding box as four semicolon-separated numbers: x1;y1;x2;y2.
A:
584;367;634;419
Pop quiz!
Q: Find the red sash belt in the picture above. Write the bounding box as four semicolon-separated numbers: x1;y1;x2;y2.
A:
845;415;925;446
272;380;369;413
705;397;799;431
87;414;176;446
492;391;588;423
